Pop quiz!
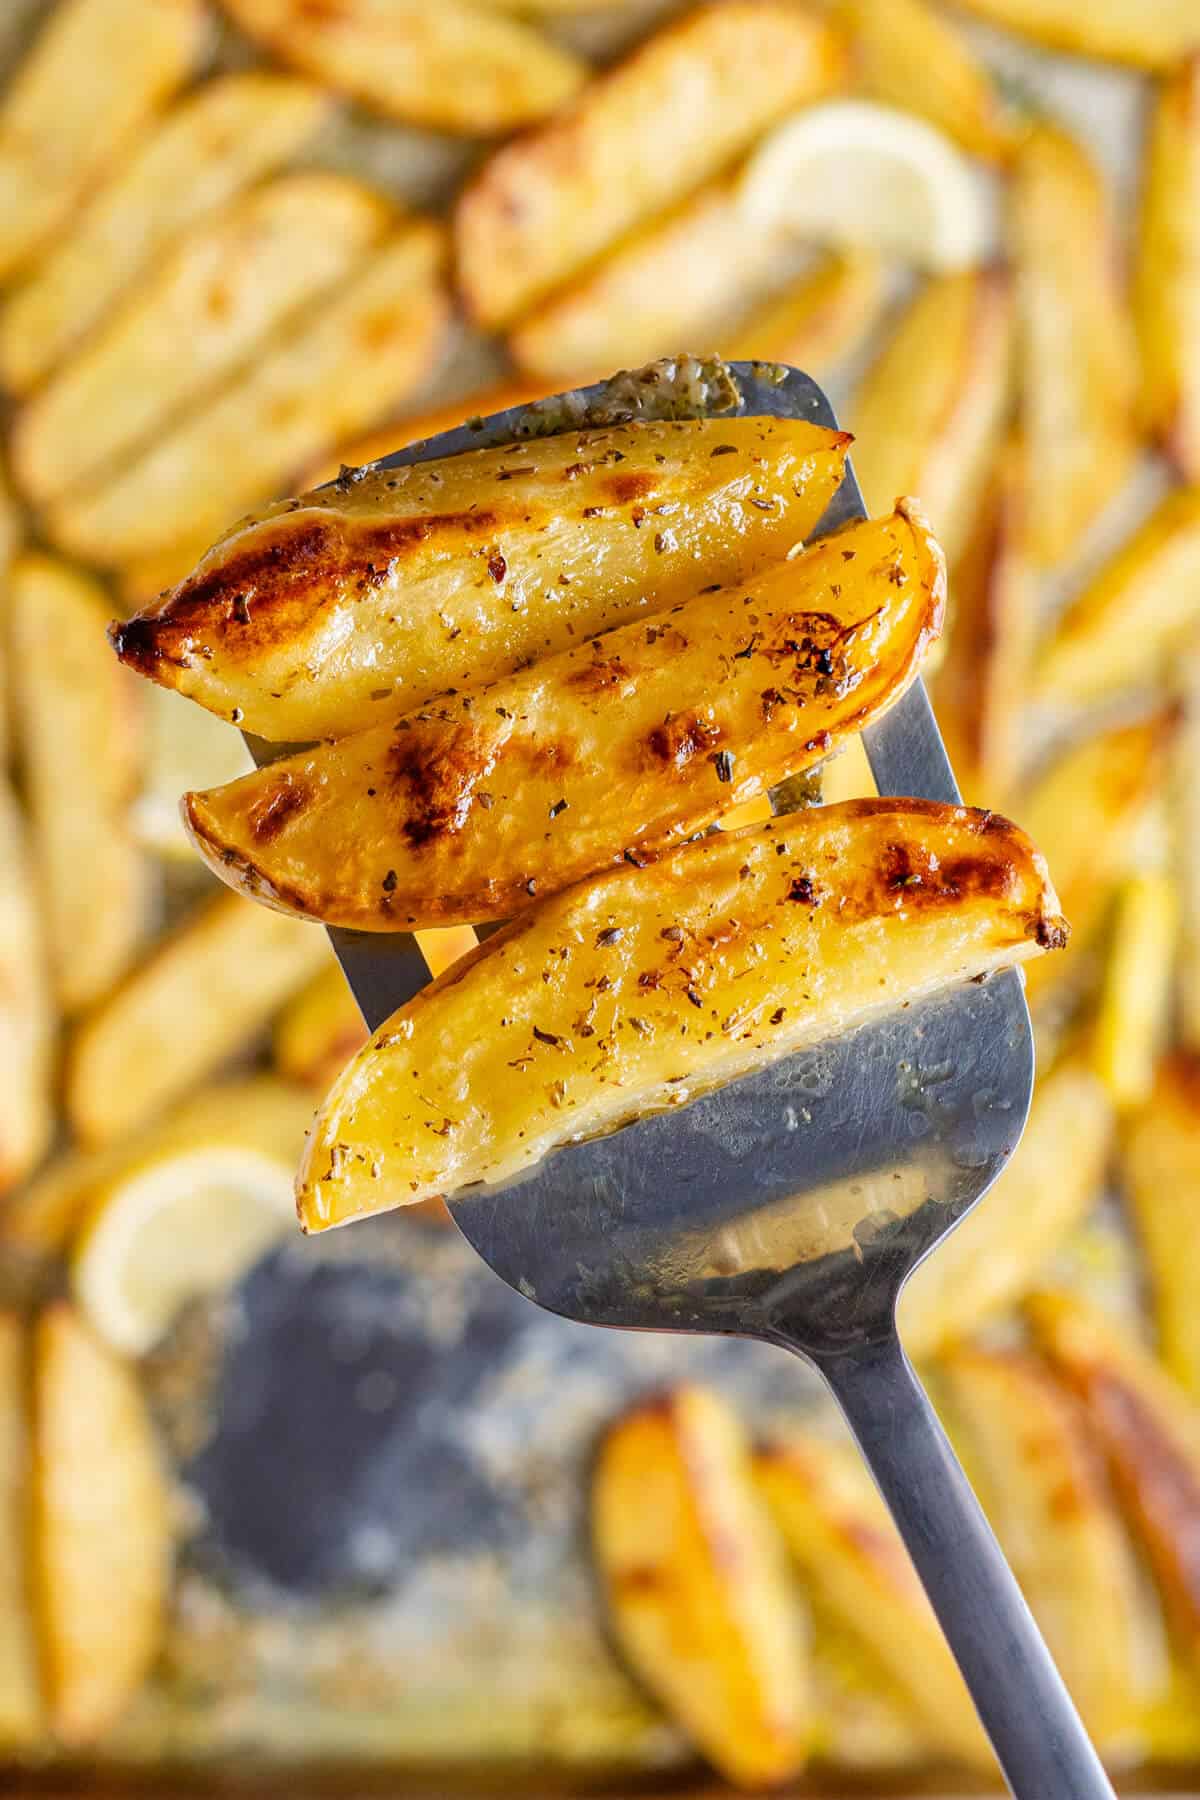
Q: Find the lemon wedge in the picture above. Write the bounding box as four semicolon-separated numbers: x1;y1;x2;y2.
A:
131;683;252;859
739;101;991;271
70;1078;312;1354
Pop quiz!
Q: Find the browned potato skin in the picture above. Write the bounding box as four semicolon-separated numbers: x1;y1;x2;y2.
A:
32;1304;170;1746
754;1436;987;1765
936;1345;1144;1748
183;504;945;930
930;437;1035;805
297;799;1066;1229
1028;1290;1200;1669
220;0;585;136
946;0;1200;71
1135;57;1200;481
593;1387;812;1788
849;268;1013;567
1010;124;1137;567
1123;1055;1200;1401
111;417;851;743
456;2;846;329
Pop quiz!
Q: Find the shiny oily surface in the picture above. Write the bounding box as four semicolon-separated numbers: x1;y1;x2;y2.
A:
185;502;944;930
297;798;1063;1230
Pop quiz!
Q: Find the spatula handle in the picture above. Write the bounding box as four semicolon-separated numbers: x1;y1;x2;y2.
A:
798;1327;1116;1800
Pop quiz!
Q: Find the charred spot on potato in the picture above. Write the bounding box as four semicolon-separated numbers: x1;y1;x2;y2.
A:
248;777;311;842
646;713;721;769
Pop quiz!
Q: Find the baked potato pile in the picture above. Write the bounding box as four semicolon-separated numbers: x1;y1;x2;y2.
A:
1;0;1199;1783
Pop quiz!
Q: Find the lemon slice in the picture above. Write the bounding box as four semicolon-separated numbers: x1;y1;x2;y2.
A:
71;1081;311;1354
132;684;252;859
739;101;991;271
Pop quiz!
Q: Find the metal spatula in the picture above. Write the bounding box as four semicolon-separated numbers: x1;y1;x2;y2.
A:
272;364;1115;1798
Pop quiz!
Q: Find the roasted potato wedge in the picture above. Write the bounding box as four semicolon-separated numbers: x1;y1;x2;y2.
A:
0;0;205;281
1123;1056;1200;1400
732;251;887;376
456;2;845;329
1091;874;1179;1112
274;963;370;1092
15;173;392;506
1020;712;1174;1008
297;798;1065;1228
593;1386;812;1788
48;222;450;568
221;0;584;136
65;891;328;1148
112;414;851;742
947;0;1200;71
849;268;1013;566
0;1315;39;1750
754;1435;987;1766
0;776;53;1197
1036;491;1200;709
936;1345;1144;1748
33;1303;169;1745
1010;124;1137;567
10;554;144;1015
1135;55;1200;480
930;437;1035;805
184;503;945;930
1176;652;1200;1055
0;71;329;395
844;0;1019;162
0;465;22;760
1028;1290;1200;1670
508;178;786;381
899;1056;1114;1357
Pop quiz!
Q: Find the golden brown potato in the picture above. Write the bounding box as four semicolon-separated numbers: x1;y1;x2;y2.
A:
32;1303;170;1745
844;0;1019;162
593;1386;812;1788
111;414;851;742
10;554;145;1015
274;963;370;1092
899;1057;1114;1357
0;465;22;760
731;252;887;376
456;2;845;329
507;178;786;381
117;535;238;615
936;1345;1144;1748
1091;874;1179;1112
221;0;584;135
1176;653;1200;1055
930;437;1035;805
1027;1290;1200;1670
754;1435;987;1766
1123;1056;1200;1400
1019;712;1174;1008
0;1315;40;1750
946;0;1199;70
0;71;329;395
1134;56;1200;480
0;0;205;281
1010;124;1137;567
184;503;945;930
47;222;450;568
0;776;53;1198
14;173;392;506
1036;490;1200;709
297;798;1066;1229
65;891;328;1148
848;268;1013;565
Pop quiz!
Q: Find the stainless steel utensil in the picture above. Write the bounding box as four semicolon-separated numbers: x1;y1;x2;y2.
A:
284;364;1115;1798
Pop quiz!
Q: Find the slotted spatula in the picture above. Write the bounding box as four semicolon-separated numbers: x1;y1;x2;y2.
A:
267;363;1115;1798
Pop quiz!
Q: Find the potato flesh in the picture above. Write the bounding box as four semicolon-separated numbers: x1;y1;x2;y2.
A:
49;223;450;569
455;1;844;328
593;1387;812;1788
297;798;1064;1229
184;504;944;929
0;71;329;395
1134;56;1200;481
112;416;850;742
15;173;391;505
